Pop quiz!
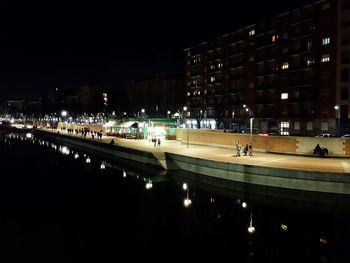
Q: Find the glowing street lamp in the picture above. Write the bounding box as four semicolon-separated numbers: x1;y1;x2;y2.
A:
61;110;67;117
334;105;340;137
183;106;189;148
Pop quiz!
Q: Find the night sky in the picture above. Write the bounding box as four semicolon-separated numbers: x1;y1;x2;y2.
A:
0;0;313;100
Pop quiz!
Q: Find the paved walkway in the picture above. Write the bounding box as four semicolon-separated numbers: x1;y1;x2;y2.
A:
45;129;350;174
112;137;350;174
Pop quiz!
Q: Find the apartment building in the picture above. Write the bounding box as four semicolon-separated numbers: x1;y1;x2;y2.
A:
184;0;350;136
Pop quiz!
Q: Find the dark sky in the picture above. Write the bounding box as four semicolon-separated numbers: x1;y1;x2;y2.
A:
0;0;313;100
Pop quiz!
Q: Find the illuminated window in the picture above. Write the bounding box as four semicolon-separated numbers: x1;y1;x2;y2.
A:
280;122;289;135
307;40;312;51
272;35;278;42
218;63;223;69
282;33;289;39
187;92;190;96
322;37;330;45
210;64;215;70
281;62;289;70
306;58;314;67
281;93;288;100
210;76;215;83
249;29;255;36
321;54;330;63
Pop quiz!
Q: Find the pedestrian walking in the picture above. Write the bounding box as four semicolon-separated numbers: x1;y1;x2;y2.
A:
243;144;248;156
235;141;241;157
248;142;253;156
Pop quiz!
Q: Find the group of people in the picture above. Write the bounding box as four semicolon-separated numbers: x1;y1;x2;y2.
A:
150;137;161;147
235;141;253;157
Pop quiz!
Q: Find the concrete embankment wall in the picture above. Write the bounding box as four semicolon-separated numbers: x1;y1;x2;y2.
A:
175;128;350;156
165;153;350;195
35;130;165;169
35;130;350;195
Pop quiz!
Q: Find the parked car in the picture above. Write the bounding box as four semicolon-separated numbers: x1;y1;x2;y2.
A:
341;134;350;138
315;133;331;138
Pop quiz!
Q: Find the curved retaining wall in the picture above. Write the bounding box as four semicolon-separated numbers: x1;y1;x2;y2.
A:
165;153;350;195
35;130;350;195
35;130;165;169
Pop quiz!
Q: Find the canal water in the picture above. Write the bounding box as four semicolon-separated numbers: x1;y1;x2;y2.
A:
0;132;349;262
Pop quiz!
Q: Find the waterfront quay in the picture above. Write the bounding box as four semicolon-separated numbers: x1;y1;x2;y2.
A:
35;128;350;195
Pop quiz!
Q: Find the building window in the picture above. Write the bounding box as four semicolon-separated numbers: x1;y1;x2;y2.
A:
281;62;289;70
249;29;255;36
322;37;330;45
210;64;215;70
217;63;223;69
281;93;288;100
341;87;349;100
272;35;278;42
321;122;329;131
306;122;313;131
342;51;349;64
294;122;300;130
249;56;254;62
320;89;329;96
307;40;312;51
280;122;289;135
210;76;215;83
341;69;349;82
249;82;254;88
282;47;289;53
322;2;331;10
282;33;289;39
321;54;330;63
187;92;190;96
306;58;314;67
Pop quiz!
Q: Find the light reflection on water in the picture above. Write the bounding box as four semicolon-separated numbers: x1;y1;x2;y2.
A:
1;132;350;261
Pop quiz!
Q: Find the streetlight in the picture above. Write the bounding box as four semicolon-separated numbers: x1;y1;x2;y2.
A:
334;105;340;137
250;117;254;142
61;110;68;124
183;106;189;148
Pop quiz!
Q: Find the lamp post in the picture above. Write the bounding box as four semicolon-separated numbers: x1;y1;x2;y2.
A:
334;105;340;137
250;117;254;142
183;106;189;148
61;110;68;123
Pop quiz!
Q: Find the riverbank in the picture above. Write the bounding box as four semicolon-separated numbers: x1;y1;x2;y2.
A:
35;129;350;195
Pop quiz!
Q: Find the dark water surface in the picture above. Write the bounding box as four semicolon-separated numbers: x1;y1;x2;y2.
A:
0;132;349;262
